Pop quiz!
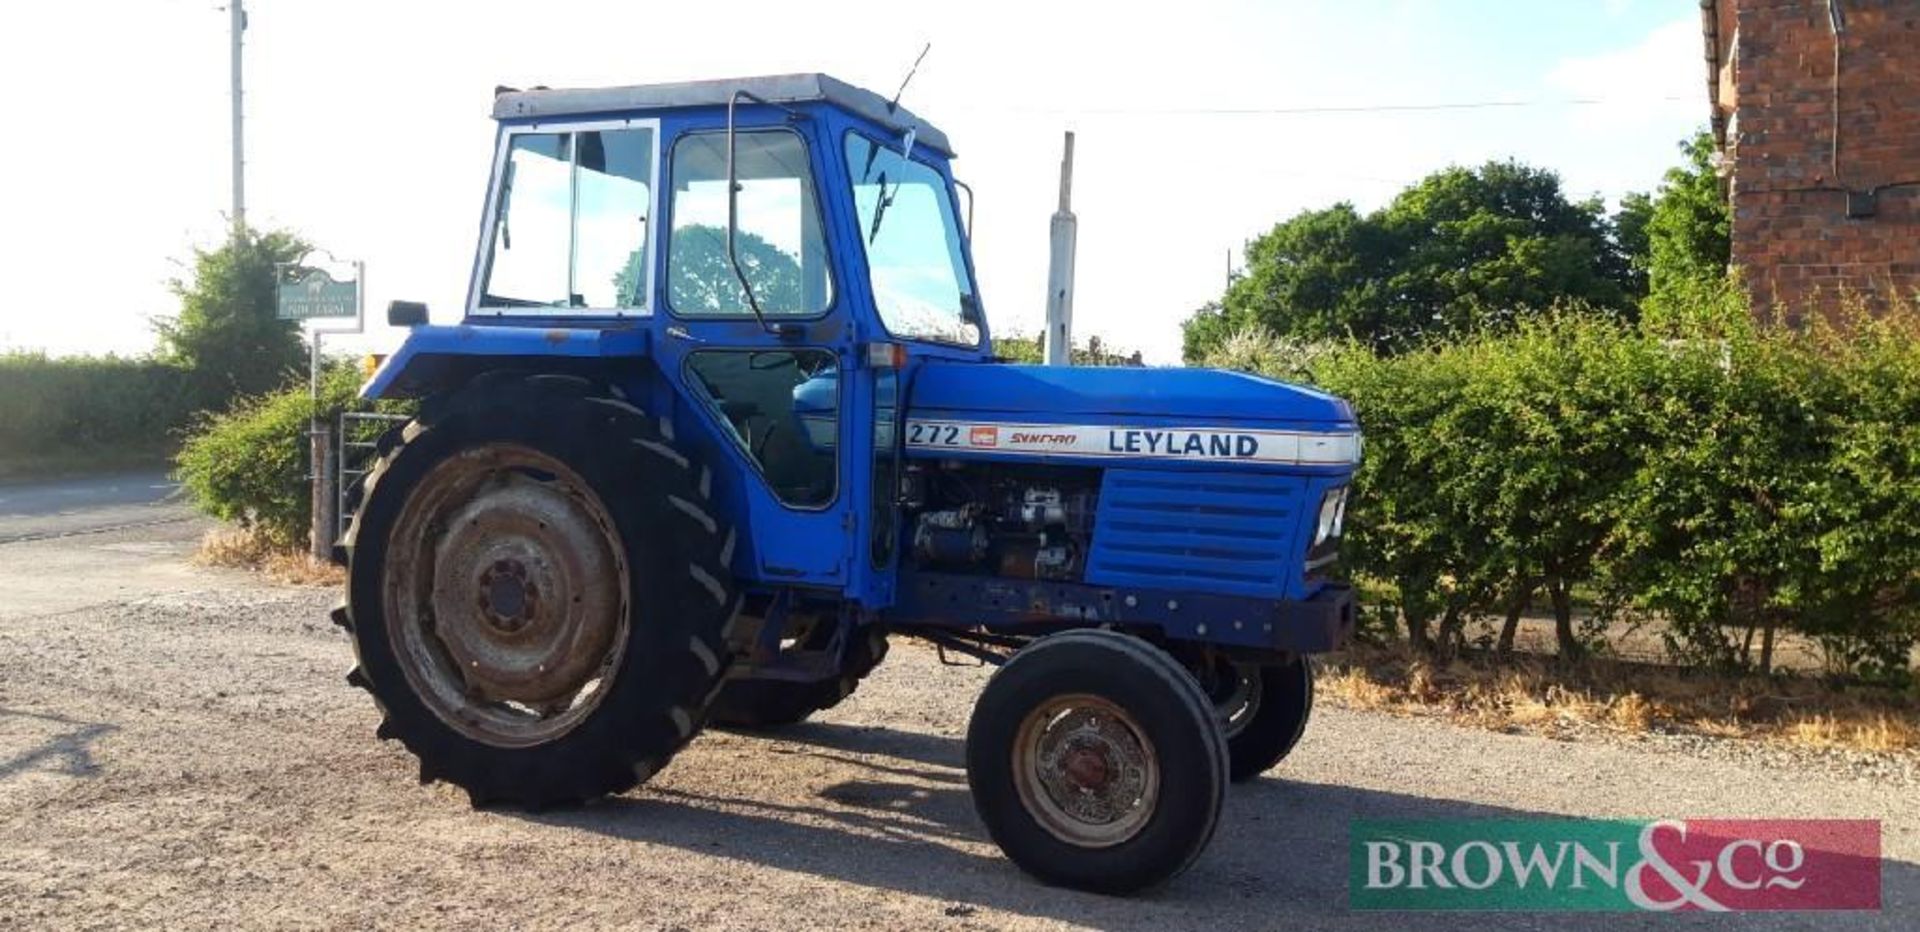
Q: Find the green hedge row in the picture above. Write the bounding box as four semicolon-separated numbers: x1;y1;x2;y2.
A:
173;363;387;548
0;353;209;472
1208;291;1920;683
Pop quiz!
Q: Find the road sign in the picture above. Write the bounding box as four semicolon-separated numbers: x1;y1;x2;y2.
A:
277;266;358;320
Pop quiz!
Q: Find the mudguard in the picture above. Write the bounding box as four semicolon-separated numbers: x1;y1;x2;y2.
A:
360;325;649;401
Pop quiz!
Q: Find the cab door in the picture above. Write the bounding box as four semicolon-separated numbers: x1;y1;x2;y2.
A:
649;120;860;586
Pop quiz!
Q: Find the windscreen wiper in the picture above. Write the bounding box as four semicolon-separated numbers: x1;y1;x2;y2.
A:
496;161;517;250
867;171;895;243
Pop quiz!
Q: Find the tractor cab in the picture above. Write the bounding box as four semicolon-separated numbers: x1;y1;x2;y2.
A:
471;74;978;344
347;73;1362;895
369;74;985;602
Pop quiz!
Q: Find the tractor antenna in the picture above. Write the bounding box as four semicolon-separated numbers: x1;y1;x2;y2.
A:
888;43;931;113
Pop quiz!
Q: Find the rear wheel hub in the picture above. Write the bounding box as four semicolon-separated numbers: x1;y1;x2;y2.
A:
385;444;630;748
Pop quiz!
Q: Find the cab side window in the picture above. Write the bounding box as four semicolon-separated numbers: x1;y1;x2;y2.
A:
666;131;834;317
481;127;656;312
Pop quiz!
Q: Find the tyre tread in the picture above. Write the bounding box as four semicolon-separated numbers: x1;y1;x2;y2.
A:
340;373;733;808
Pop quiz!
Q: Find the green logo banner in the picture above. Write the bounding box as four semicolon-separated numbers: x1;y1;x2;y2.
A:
1350;819;1881;912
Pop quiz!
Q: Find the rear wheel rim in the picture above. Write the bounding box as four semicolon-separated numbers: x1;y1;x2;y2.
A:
1011;694;1160;848
384;443;630;748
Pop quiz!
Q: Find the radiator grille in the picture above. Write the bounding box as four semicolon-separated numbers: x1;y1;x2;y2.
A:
1085;469;1307;599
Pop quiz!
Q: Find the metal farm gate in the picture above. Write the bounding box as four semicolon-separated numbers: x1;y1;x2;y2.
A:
336;412;409;541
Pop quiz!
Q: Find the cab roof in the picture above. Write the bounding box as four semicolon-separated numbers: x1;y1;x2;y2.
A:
491;72;954;157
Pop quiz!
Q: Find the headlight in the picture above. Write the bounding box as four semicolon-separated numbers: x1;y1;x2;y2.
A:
1314;486;1348;546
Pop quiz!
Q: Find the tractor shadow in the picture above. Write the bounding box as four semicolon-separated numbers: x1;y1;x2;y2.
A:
522;721;1918;929
0;707;116;781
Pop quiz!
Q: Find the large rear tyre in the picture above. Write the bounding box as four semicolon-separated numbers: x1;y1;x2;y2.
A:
965;630;1228;895
1211;658;1314;783
707;622;888;728
338;375;736;808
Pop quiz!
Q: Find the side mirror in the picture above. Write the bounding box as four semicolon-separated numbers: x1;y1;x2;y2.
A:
387;300;429;328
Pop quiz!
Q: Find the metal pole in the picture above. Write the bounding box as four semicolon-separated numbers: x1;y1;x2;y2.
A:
309;326;326;560
315;419;337;563
310;328;322;419
1042;131;1078;366
229;0;246;233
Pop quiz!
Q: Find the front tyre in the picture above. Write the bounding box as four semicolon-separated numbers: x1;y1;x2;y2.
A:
339;376;736;808
965;630;1228;895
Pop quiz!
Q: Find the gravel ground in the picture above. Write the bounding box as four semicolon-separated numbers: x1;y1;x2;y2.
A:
2;515;1918;930
1315;700;1920;789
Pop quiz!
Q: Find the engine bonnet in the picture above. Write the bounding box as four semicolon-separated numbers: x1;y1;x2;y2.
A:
903;363;1361;470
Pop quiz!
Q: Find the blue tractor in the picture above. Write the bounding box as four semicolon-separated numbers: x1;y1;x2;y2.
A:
339;74;1360;894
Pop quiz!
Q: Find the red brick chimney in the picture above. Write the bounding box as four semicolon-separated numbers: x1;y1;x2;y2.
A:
1702;0;1920;320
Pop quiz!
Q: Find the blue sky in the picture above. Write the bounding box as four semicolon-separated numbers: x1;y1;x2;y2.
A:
0;0;1704;363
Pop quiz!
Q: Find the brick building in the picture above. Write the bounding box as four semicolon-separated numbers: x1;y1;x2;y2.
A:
1701;0;1920;318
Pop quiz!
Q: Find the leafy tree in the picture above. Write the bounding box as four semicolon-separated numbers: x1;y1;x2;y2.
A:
612;243;649;306
659;225;804;314
1642;131;1731;319
1181;301;1234;363
1185;161;1637;358
1250;203;1390;344
1613;190;1654;299
1378;162;1631;336
154;228;310;401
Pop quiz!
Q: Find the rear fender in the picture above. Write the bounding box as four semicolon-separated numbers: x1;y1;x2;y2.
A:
360;324;649;401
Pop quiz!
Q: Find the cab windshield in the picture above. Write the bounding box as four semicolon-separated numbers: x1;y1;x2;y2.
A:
844;134;979;346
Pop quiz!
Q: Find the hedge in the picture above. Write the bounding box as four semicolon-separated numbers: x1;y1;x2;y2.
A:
1206;290;1920;684
0;353;207;471
173;363;402;548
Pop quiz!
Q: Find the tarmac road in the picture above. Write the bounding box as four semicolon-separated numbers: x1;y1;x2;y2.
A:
0;469;186;545
0;482;1915;929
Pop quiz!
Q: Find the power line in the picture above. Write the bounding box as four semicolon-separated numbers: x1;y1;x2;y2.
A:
967;94;1699;117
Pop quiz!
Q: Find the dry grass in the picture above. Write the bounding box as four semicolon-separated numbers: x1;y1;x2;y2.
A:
196;526;343;587
1319;644;1920;755
1783;714;1920;754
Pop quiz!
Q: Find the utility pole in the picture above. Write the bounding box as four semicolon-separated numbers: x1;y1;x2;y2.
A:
1042;131;1078;367
229;0;246;235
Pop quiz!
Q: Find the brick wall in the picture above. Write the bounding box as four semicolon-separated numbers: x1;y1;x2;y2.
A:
1727;0;1920;319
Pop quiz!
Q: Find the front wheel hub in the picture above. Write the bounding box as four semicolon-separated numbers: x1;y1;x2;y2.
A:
1014;695;1159;848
